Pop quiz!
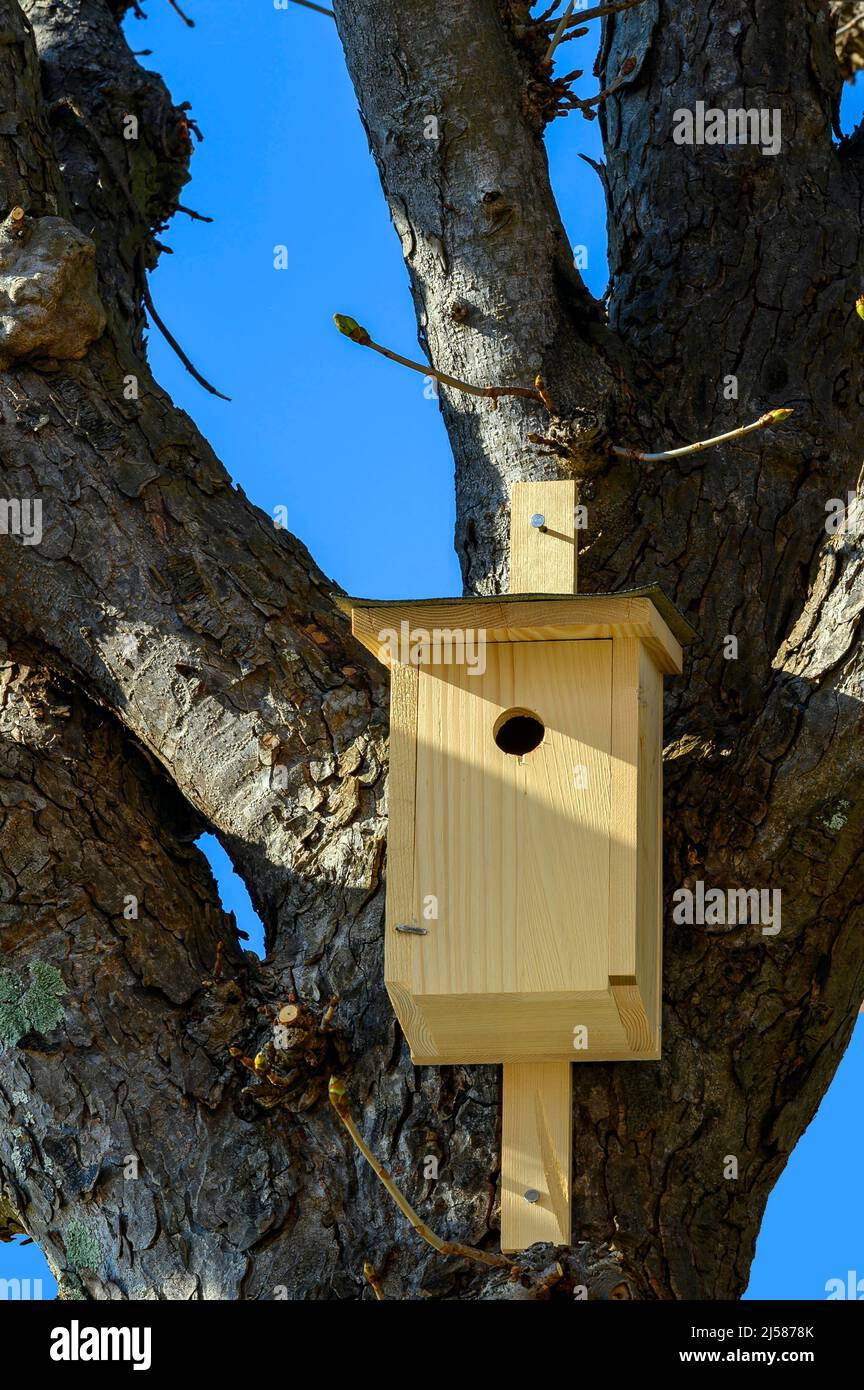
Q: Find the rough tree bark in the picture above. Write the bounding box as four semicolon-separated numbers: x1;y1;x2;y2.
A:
0;0;861;1300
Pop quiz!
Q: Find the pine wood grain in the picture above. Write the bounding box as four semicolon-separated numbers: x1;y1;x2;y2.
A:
501;1062;573;1252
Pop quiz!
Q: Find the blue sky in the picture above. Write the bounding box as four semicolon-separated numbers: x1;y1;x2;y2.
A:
2;0;861;1302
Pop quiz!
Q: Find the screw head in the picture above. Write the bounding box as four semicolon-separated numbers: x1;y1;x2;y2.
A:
523;1188;541;1203
530;514;545;529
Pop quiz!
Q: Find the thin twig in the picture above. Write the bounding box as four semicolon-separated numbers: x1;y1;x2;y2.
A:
176;203;214;222
533;374;559;413
141;266;231;400
285;0;335;16
557;0;647;27
334;314;543;407
541;0;645;51
837;8;864;38
544;1;578;65
363;1262;385;1300
553;28;588;49
335;314;790;463
51;97;229;401
612;409;793;463
329;1077;511;1270
572;61;636;116
166;0;195;24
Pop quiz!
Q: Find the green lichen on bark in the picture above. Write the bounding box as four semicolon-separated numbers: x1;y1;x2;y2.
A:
63;1217;102;1275
0;962;66;1050
0;971;27;1050
56;1272;90;1301
823;798;852;832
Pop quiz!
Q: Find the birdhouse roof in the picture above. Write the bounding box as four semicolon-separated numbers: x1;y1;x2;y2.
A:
335;585;695;676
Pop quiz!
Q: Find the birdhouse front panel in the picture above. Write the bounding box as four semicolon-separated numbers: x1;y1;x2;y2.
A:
383;641;667;1065
413;639;611;998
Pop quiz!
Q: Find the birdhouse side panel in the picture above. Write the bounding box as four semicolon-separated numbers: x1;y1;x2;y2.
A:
636;640;664;1046
609;637;640;981
608;636;664;1053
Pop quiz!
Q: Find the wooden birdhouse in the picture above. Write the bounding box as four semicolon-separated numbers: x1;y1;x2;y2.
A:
337;482;694;1253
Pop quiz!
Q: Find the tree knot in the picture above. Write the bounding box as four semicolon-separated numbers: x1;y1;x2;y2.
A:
0;209;106;368
528;406;611;475
229;993;346;1112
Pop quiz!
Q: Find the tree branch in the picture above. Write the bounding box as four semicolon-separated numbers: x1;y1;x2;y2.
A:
25;0;204;360
330;0;864;1300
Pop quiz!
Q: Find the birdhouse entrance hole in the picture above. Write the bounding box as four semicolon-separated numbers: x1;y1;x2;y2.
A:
493;708;545;756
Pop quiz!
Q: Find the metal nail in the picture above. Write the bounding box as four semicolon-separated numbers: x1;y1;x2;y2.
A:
524;1188;541;1203
395;924;428;935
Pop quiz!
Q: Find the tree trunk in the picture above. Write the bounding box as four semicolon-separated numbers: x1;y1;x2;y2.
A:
0;0;862;1300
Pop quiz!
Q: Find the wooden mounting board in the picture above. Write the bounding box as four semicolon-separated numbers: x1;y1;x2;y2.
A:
504;483;576;1252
